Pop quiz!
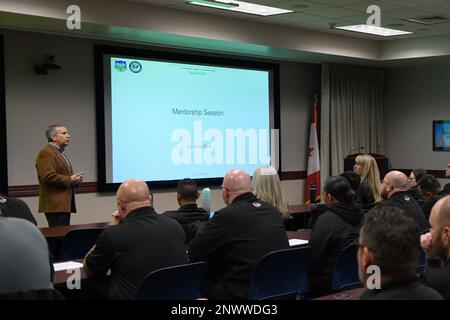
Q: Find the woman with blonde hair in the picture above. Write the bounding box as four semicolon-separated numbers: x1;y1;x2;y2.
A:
354;154;382;210
252;166;293;228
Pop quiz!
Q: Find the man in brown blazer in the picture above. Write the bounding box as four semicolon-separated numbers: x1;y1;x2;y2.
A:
35;124;84;226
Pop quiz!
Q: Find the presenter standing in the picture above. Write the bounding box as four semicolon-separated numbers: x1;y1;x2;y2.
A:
35;124;84;226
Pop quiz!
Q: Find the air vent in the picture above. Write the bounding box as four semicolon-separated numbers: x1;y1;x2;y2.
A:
404;15;449;25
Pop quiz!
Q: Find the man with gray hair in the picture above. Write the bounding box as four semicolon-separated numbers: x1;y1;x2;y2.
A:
189;169;289;299
35;124;84;226
380;170;429;232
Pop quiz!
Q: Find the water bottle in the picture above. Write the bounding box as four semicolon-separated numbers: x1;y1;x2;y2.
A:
310;183;317;204
202;188;211;215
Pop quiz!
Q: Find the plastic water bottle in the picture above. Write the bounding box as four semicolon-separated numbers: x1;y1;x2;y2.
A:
310;183;317;205
202;188;211;215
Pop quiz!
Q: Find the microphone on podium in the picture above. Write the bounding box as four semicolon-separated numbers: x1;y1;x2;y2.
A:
347;146;365;156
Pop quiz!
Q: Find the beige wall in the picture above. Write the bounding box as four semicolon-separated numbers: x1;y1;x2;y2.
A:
2;29;315;227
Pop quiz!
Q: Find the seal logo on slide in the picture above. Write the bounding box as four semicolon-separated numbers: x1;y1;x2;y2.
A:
114;60;127;72
129;61;142;73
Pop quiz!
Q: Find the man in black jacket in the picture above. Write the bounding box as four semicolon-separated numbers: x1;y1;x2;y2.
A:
381;170;429;232
418;174;447;220
162;178;209;242
84;179;188;300
358;206;442;300
189;169;289;300
421;195;450;299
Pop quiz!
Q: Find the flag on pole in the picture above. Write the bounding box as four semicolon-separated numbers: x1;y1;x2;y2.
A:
305;98;320;204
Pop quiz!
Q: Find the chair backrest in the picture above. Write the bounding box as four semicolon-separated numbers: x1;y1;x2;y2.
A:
248;246;311;300
135;261;208;300
331;243;361;291
60;228;104;261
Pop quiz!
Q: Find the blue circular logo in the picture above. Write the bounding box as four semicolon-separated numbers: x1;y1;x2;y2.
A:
129;61;142;73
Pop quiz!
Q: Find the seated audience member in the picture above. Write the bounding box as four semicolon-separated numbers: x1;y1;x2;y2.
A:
420;195;450;299
443;162;450;195
84;179;188;300
380;170;429;232
340;171;361;198
189;169;289;300
0;216;55;298
162;178;209;241
309;176;363;296
418;174;446;220
358;206;443;300
0;193;37;225
252;166;294;230
354;154;382;211
407;168;427;202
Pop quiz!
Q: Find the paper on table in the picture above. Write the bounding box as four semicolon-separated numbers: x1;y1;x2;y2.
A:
53;261;84;272
289;239;309;246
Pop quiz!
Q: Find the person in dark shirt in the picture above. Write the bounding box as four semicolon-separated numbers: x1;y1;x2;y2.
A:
84;179;188;300
443;162;450;195
420;195;450;299
358;206;443;300
189;169;289;300
380;170;429;232
162;178;209;242
406;168;427;202
309;175;363;296
0;194;37;225
418;174;447;220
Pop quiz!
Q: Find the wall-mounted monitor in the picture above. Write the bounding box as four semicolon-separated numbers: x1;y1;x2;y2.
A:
95;45;280;192
433;120;450;151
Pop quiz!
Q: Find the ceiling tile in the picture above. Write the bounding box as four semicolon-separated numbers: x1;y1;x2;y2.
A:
413;3;450;16
384;0;446;8
304;6;361;18
310;0;369;5
382;7;435;19
342;0;405;13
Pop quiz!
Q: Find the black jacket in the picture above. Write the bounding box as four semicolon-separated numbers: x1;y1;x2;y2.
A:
421;189;449;220
189;192;289;300
357;181;376;211
309;202;363;294
443;183;450;195
383;191;429;232
0;195;37;225
360;276;443;300
422;259;450;300
163;204;209;241
85;206;188;300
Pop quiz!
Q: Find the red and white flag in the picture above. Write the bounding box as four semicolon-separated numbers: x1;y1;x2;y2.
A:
305;99;320;203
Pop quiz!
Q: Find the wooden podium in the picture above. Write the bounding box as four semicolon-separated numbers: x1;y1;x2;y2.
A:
344;153;389;178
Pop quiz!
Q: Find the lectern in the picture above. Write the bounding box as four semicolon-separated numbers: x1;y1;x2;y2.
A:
344;153;389;179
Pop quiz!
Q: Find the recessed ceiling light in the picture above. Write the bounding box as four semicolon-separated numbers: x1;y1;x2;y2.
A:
186;0;293;16
335;24;413;37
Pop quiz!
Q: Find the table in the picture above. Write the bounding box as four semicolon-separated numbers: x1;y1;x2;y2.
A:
40;222;111;237
289;204;315;229
287;229;311;241
314;287;365;300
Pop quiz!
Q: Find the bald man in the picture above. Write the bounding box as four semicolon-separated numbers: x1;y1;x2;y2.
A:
421;195;450;299
84;179;188;300
189;169;289;300
380;170;429;232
